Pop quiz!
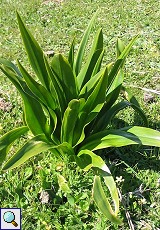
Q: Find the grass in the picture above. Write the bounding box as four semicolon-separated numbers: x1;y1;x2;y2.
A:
0;0;160;229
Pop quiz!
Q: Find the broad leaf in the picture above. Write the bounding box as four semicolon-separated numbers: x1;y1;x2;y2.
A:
2;134;54;170
93;176;122;224
61;99;82;145
80;126;160;151
76;150;121;223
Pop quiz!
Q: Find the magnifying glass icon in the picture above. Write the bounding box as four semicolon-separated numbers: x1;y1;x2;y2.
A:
3;211;18;227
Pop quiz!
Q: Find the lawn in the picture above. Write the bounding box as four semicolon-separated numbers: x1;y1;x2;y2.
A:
0;0;160;229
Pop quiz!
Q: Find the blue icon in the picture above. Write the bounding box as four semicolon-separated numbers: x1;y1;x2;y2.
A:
3;211;18;227
0;208;21;229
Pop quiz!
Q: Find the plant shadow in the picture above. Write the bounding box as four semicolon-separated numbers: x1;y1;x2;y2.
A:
100;113;160;193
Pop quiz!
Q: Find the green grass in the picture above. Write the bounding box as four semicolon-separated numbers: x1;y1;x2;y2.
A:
0;0;160;229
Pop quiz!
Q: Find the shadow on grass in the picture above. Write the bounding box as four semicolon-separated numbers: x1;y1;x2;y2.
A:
99;114;160;226
100;114;160;191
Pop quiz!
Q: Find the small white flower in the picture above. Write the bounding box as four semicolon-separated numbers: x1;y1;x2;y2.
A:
138;198;147;205
39;190;49;204
115;176;124;183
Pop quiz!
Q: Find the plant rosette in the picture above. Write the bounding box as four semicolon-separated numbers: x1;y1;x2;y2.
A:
0;11;160;224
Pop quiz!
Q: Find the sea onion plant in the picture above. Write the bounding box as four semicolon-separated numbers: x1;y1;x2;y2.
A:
0;12;160;224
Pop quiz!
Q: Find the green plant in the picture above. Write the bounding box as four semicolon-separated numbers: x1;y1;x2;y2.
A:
0;11;160;224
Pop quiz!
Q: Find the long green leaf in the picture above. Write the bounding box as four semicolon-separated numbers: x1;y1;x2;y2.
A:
74;11;98;75
68;37;75;69
105;69;124;109
0;58;22;77
93;101;130;133
23;95;50;137
83;69;108;116
77;68;109;141
79;68;104;99
72;111;88;146
76;150;121;223
18;61;57;110
16;12;50;89
107;59;123;91
77;28;103;89
0;126;28;165
91;49;105;78
93;176;122;224
86;68;123;136
86;69;123;136
61;99;81;145
107;35;138;87
51;54;78;102
80;126;160;151
0;65;31;95
118;35;139;60
2;134;54;170
44;55;67;116
0;66;49;137
82;67;108;123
